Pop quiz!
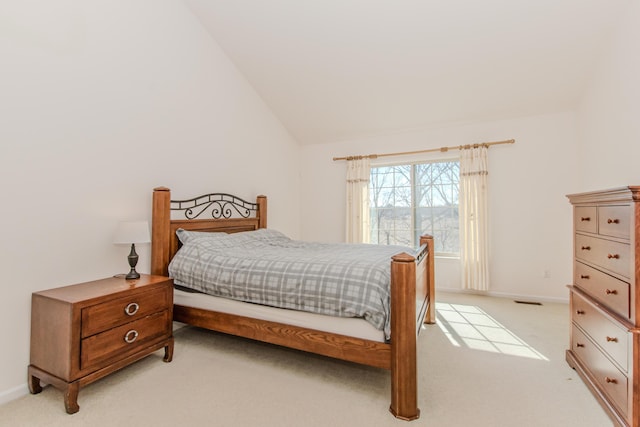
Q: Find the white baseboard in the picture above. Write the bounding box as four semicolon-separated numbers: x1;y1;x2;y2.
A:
0;383;29;406
437;286;569;304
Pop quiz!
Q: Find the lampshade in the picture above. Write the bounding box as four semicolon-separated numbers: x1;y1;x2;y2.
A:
113;221;151;244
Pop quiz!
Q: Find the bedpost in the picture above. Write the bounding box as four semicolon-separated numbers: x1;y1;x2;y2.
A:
389;252;420;421
151;187;171;276
420;234;436;324
257;195;267;228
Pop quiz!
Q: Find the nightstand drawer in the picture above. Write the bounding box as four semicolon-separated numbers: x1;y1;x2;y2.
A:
575;234;630;278
81;287;171;338
81;310;171;370
571;324;628;417
574;262;630;319
572;291;629;371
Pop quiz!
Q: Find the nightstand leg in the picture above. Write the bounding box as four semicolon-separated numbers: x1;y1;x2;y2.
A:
27;367;43;394
64;382;80;414
163;338;174;362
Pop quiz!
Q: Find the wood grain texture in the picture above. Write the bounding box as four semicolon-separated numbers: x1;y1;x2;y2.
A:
389;252;419;420
174;305;391;368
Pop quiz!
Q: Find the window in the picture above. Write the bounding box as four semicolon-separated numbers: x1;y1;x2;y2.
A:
369;160;460;255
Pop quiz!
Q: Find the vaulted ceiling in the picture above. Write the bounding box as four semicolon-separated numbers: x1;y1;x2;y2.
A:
185;0;627;145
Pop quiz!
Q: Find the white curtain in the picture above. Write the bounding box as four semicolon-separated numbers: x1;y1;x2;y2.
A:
345;157;371;243
459;145;490;291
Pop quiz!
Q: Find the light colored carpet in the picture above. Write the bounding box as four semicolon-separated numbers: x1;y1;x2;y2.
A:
0;292;612;427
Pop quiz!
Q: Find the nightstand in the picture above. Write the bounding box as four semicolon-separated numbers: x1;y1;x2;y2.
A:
28;274;174;414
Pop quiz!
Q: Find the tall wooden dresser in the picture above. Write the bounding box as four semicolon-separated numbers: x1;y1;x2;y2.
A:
567;186;640;427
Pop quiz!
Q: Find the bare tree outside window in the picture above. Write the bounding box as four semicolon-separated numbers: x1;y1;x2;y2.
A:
369;161;460;255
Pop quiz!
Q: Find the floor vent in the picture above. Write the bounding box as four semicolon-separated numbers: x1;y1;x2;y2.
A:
514;300;542;305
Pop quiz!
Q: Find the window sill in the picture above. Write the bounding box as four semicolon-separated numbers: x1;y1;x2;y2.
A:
435;255;460;261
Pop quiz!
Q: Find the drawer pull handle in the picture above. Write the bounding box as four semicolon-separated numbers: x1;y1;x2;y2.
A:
605;289;618;295
607;254;620;259
580;274;590;279
606;336;618;343
124;330;139;344
581;246;591;251
605;377;618;384
124;302;140;316
576;343;585;348
576;310;585;315
581;217;591;222
607;218;620;224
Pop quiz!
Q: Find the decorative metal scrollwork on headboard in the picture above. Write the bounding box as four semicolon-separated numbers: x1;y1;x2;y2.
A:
170;193;258;220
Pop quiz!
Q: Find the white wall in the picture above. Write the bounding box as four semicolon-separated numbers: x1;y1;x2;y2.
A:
576;1;640;188
0;0;300;402
300;112;579;301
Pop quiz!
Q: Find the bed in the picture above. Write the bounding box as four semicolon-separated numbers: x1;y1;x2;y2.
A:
150;187;435;420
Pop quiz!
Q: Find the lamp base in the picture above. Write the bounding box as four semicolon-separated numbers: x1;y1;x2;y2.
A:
125;243;140;281
125;269;140;280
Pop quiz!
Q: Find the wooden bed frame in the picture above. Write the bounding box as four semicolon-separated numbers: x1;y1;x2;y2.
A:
150;187;435;420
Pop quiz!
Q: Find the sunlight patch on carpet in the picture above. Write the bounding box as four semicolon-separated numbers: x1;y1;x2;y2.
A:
435;302;549;361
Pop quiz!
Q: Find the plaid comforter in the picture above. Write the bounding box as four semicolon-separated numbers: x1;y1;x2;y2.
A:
168;229;414;339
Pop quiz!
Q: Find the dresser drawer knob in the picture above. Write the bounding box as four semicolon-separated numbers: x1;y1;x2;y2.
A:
581;246;591;251
576;310;585;315
124;330;139;344
124;302;140;316
605;377;618;384
580;274;590;279
607;254;620;259
581;217;591;222
576;343;585;348
605;289;617;295
607;218;620;224
606;336;618;343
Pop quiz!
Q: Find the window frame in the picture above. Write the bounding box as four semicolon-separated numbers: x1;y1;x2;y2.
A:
369;156;460;258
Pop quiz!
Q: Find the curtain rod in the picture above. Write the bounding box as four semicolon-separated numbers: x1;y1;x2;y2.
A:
332;138;515;161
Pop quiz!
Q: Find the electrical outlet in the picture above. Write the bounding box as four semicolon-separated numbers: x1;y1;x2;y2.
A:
543;270;551;279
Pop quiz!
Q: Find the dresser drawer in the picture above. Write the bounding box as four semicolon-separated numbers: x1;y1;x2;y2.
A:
81;287;171;338
575;262;630;319
81;310;171;370
575;234;630;278
574;206;597;234
572;292;629;372
571;324;629;416
598;205;630;239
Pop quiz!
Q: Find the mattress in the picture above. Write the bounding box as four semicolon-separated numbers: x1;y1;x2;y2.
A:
173;288;386;343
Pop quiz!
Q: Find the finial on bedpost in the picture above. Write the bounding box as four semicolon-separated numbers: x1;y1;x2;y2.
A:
152;187;171;276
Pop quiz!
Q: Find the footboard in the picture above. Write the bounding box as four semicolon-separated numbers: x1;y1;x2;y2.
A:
389;234;434;420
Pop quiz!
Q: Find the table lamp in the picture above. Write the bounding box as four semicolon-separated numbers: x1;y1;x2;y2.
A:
113;221;151;280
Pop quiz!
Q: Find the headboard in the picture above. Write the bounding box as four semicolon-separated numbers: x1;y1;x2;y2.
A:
151;187;267;276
